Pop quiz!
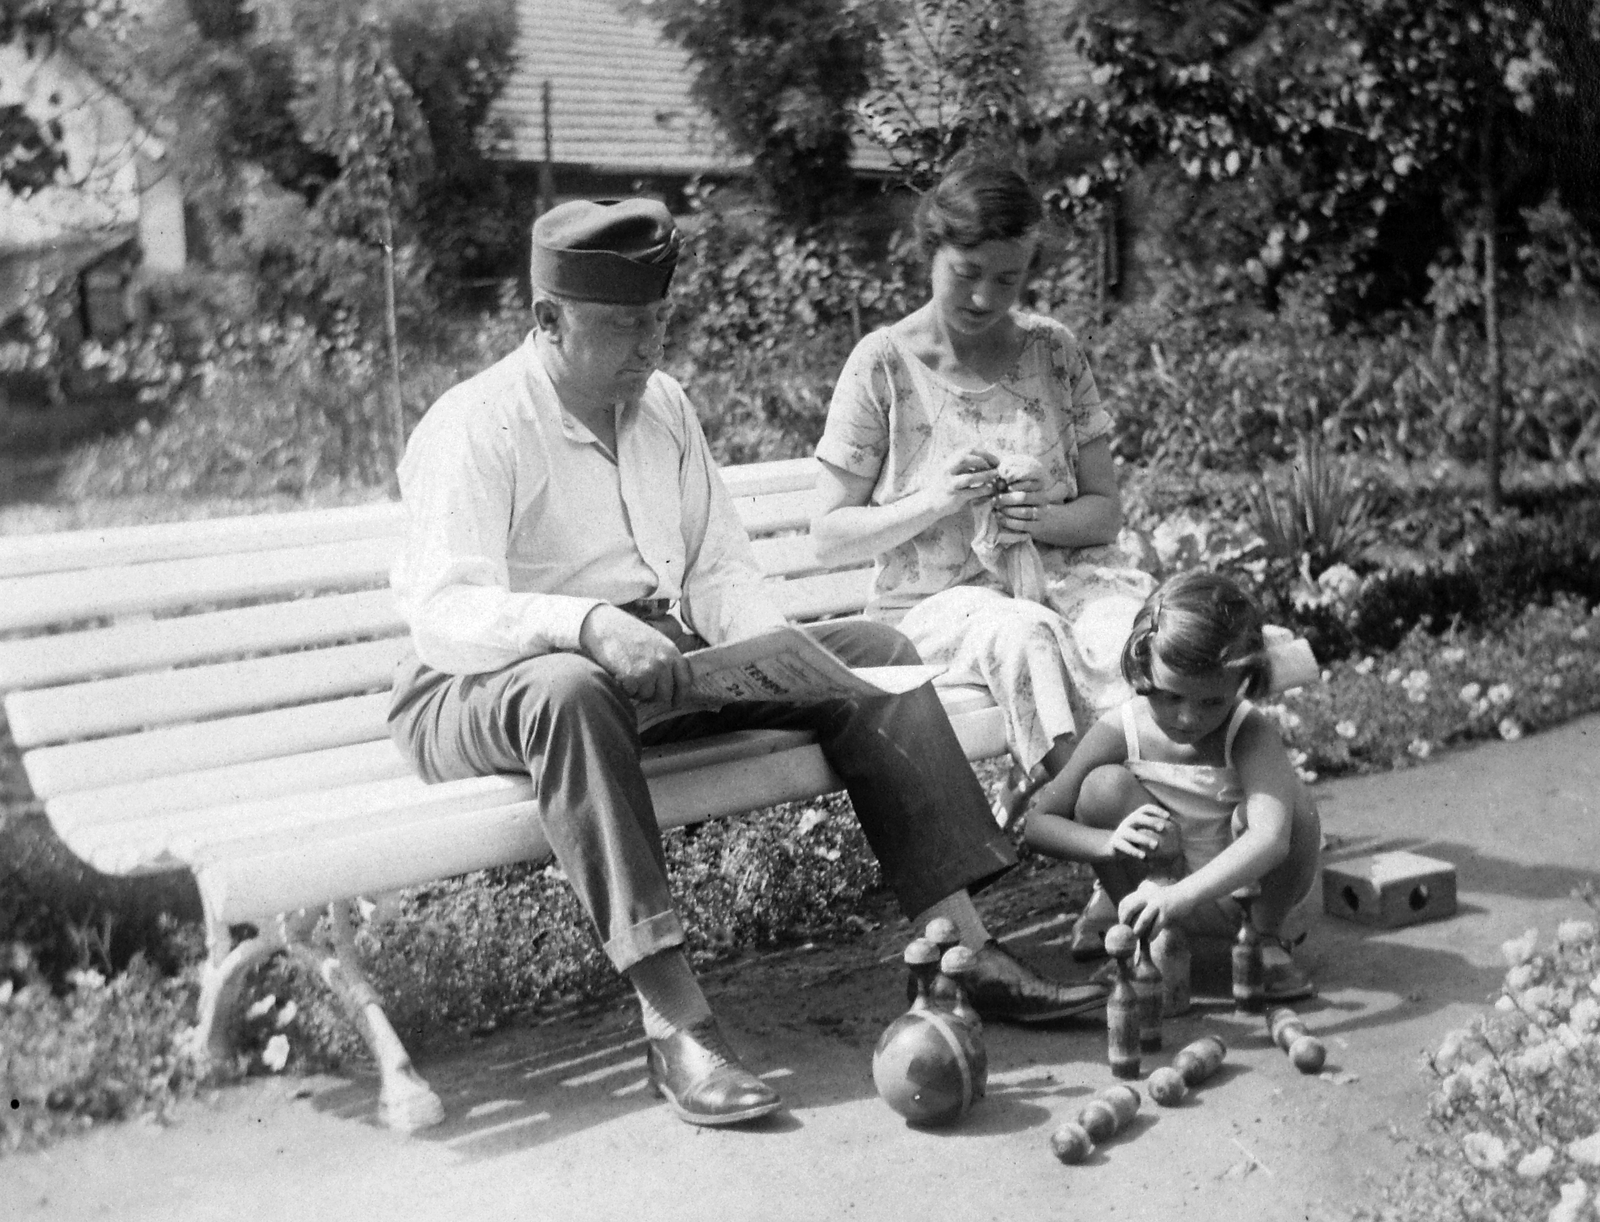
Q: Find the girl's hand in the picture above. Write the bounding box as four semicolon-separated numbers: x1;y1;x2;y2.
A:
1117;878;1193;939
1107;804;1178;860
919;448;1000;518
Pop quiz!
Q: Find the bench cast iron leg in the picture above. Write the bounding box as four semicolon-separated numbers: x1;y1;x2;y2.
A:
195;916;280;1066
299;900;445;1132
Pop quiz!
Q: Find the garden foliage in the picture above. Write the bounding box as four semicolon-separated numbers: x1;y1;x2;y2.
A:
1355;902;1600;1222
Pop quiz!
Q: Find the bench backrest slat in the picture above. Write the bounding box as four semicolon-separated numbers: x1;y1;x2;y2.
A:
0;460;823;584
0;538;395;633
0;502;403;580
0;589;402;691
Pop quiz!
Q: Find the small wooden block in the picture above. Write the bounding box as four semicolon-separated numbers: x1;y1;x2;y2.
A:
1322;851;1457;928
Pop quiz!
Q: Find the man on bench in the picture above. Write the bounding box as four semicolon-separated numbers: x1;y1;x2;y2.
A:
387;196;1106;1128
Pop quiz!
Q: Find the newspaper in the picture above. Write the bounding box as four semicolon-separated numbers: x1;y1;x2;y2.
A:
634;625;942;729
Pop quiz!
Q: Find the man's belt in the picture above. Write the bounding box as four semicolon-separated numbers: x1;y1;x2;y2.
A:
616;597;675;620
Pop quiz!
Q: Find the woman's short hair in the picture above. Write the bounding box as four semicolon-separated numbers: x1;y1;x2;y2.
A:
913;154;1044;258
1121;569;1272;698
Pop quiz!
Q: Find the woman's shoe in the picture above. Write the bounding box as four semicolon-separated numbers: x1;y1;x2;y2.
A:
1069;882;1118;961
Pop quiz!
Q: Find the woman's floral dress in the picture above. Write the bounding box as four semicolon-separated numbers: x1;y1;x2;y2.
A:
816;312;1155;772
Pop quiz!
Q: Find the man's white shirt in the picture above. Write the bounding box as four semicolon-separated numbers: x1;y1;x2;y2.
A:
392;335;788;675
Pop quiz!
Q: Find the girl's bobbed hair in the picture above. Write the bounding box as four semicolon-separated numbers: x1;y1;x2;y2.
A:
1121;569;1272;699
913;152;1044;259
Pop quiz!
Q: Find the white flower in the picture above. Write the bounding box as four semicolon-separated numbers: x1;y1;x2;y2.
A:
1503;929;1540;967
262;1034;291;1072
246;994;277;1021
1499;718;1524;742
1569;998;1600;1032
1567;1132;1600;1166
1408;739;1432;759
1335;720;1358;739
1488;683;1514;706
66;968;106;992
1474;697;1491;717
1549;1179;1591;1222
796;809;828;836
1522;984;1556;1011
1354;656;1376;675
1515;1145;1555;1179
1289;748;1310;767
1317;563;1362;602
1385;667;1404;685
1557;920;1596;947
1496;995;1518;1012
1434;1032;1464;1069
1440;646;1468;665
1507;963;1537;991
275;999;298;1028
1297;768;1319;784
1460;682;1483;703
1462;1131;1509;1170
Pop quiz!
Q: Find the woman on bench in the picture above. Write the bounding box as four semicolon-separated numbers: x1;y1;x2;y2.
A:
811;155;1154;831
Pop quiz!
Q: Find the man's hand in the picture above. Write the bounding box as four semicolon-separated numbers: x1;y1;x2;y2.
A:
579;605;692;706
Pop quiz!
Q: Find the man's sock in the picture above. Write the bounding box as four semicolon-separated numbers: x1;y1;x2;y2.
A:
628;949;713;1041
912;891;993;951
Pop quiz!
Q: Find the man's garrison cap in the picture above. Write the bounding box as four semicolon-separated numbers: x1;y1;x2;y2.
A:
530;198;680;304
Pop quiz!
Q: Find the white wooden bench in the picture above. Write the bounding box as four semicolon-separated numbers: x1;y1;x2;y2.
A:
0;457;1007;1132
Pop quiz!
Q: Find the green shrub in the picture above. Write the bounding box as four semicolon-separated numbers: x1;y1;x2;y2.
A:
1262;597;1600;783
0;950;205;1153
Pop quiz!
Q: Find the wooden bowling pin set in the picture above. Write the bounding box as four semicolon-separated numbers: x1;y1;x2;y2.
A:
873;915;1327;1159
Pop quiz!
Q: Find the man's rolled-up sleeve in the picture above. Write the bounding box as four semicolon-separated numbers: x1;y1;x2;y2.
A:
392;399;602;675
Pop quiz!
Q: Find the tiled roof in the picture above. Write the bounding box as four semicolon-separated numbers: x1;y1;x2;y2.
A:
487;0;1093;176
487;0;739;174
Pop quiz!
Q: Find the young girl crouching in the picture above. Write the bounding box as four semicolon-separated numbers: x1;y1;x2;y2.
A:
1022;568;1321;1003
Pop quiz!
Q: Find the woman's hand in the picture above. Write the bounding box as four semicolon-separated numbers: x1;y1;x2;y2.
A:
917;447;1000;519
1107;804;1178;860
1118;878;1193;940
993;473;1056;542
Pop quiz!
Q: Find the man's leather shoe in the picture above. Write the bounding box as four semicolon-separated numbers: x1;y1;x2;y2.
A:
646;1018;782;1126
964;940;1108;1024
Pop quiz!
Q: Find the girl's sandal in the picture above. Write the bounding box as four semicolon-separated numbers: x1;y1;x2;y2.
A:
991;760;1048;831
1261;935;1316;1004
1069;882;1119;962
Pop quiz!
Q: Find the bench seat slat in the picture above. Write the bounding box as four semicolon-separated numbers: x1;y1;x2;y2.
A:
21;693;393;799
6;637;408;748
196;705;1003;925
41;726;829;835
45;739;415;826
46;729;827;877
0;537;398;633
